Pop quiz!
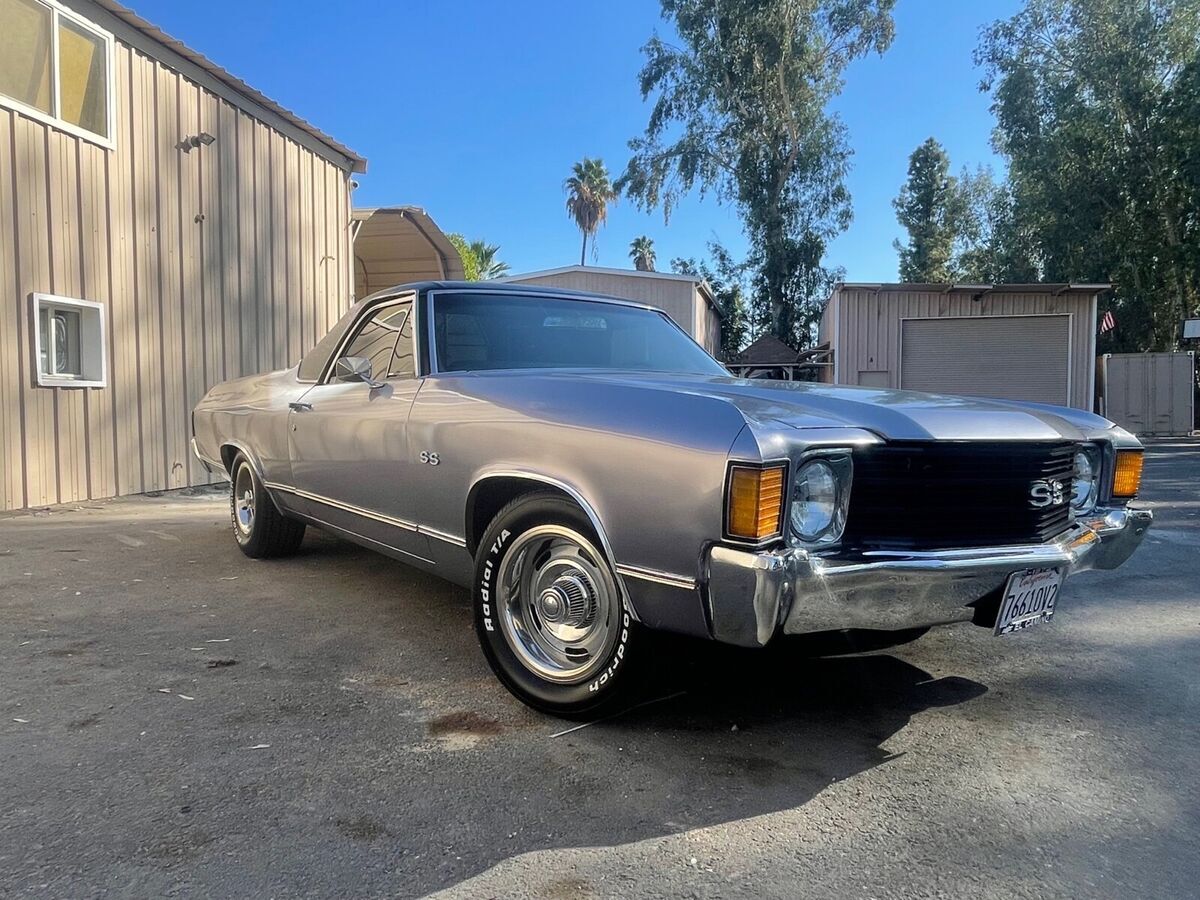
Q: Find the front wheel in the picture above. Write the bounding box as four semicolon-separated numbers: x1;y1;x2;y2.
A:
229;453;306;558
473;492;642;717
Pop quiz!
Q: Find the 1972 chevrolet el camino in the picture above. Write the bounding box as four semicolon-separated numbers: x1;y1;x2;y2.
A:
192;282;1152;715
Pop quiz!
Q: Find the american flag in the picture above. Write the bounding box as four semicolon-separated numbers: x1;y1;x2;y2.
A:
1099;310;1116;333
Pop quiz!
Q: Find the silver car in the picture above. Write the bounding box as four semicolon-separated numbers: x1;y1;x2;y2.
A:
192;283;1152;716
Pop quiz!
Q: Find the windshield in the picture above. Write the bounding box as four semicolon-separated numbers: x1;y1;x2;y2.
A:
432;292;726;376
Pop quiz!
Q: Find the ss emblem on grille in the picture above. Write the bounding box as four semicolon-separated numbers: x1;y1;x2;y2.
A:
1029;479;1065;508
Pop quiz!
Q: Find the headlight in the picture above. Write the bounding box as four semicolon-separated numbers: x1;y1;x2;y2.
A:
789;455;852;544
1071;446;1100;512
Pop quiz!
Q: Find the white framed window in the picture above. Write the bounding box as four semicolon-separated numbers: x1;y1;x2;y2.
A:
32;293;106;387
0;0;115;148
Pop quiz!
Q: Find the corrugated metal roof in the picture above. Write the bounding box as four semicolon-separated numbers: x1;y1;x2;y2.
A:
836;282;1111;295
352;207;466;289
92;0;367;173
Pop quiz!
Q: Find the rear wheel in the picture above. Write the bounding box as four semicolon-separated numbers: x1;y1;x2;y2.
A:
474;492;641;717
229;453;305;558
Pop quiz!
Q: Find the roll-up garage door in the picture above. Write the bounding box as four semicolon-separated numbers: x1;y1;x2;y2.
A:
900;315;1070;404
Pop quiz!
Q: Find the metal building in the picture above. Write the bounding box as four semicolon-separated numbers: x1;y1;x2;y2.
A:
500;266;723;357
0;0;366;511
818;283;1107;410
1099;352;1196;436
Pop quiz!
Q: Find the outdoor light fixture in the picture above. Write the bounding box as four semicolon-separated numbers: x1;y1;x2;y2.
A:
179;132;216;152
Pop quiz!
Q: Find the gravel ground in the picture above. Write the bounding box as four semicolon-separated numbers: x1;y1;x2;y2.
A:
0;441;1196;899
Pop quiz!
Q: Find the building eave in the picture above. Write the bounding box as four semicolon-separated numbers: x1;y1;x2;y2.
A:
87;0;367;173
834;281;1112;296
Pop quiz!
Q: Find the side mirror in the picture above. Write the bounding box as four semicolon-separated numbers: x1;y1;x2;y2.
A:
334;356;383;388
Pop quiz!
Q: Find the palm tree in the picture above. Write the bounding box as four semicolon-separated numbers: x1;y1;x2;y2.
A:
468;240;510;279
564;158;617;265
629;235;656;271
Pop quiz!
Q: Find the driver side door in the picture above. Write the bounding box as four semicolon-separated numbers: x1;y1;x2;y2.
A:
288;296;431;562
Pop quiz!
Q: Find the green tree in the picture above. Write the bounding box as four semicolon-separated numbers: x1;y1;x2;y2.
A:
447;234;509;281
672;242;751;357
954;166;1039;284
629;235;657;271
1162;56;1200;317
468;240;510;279
447;233;481;281
565;158;617;265
892;138;965;282
977;0;1200;351
620;0;895;346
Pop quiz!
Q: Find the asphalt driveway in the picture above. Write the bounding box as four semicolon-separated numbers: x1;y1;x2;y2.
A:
1;441;1197;899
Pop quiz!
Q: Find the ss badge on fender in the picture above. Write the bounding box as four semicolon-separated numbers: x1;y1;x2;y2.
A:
419;451;440;466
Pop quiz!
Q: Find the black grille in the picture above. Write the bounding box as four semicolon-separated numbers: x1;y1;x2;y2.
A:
844;442;1077;550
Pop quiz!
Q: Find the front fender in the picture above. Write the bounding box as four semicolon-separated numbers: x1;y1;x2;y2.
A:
465;468;644;621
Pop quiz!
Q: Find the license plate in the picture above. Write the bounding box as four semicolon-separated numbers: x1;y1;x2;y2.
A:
994;567;1063;635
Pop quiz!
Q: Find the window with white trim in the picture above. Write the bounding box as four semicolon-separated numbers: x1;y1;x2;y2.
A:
33;293;106;387
0;0;113;145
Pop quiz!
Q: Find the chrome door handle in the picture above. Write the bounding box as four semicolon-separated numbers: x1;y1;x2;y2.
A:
288;401;312;412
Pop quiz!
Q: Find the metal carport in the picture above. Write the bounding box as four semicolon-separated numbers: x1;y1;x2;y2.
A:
352;207;465;300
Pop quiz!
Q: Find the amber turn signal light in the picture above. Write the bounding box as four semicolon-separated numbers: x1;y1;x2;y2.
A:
1111;450;1144;498
727;464;786;541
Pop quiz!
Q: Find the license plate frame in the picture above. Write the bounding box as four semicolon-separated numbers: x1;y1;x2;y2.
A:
994;566;1063;636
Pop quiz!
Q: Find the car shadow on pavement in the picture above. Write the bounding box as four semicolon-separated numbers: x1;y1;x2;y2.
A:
392;636;987;897
0;514;990;899
252;532;991;897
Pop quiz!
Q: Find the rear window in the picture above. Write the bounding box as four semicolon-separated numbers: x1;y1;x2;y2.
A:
432;292;725;376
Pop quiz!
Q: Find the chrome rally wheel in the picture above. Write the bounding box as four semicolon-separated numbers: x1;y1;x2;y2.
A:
228;453;306;559
497;525;619;684
233;461;256;538
474;492;640;717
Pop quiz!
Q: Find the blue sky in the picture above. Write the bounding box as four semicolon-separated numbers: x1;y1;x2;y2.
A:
132;0;1023;281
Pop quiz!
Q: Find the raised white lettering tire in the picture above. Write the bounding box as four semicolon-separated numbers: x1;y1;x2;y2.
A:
229;453;306;559
473;492;641;717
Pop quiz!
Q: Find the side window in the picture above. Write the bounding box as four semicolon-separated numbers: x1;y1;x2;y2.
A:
0;0;114;145
336;302;412;382
32;293;106;387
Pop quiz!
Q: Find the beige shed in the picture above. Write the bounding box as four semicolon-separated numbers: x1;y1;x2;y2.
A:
0;0;366;511
500;266;723;357
1099;352;1196;436
818;283;1107;410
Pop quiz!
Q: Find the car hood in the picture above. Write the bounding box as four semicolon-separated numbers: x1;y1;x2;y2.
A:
570;371;1110;442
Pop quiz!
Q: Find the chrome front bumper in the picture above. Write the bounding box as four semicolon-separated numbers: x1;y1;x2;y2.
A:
703;507;1153;647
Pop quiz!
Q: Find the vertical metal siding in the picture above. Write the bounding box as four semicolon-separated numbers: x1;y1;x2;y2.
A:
827;288;1096;410
0;40;353;511
1103;352;1195;436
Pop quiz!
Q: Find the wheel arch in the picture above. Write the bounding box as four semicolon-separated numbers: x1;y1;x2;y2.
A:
221;443;290;517
465;471;636;619
219;440;263;477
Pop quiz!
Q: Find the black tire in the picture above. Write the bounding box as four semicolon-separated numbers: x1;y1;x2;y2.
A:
229;453;305;559
474;492;642;718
